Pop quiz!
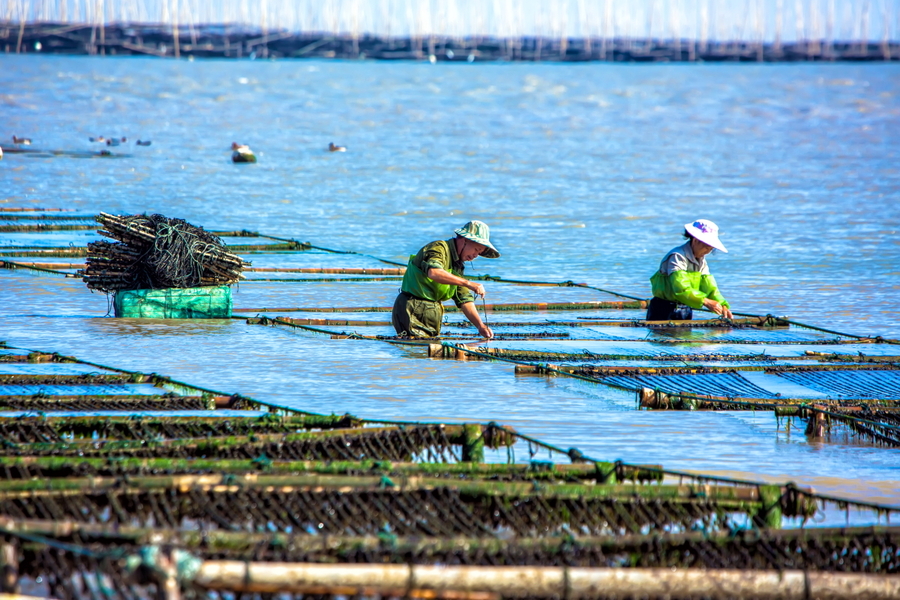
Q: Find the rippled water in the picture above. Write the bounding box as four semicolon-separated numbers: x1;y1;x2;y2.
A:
2;56;899;503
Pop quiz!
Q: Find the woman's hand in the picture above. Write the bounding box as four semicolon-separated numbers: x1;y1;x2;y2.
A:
703;298;733;320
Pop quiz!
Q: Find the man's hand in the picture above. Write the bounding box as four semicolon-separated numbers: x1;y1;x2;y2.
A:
703;299;733;320
460;302;493;340
468;281;486;297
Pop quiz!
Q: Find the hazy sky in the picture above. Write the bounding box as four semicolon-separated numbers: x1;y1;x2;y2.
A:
7;0;899;42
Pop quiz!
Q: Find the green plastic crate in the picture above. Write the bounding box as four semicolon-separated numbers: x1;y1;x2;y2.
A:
113;286;232;319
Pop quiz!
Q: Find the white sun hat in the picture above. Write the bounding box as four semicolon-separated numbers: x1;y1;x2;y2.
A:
684;219;728;253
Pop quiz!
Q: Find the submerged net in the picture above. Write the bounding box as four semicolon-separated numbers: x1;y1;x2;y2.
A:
0;469;819;537
0;394;209;412
0;423;476;463
3;521;896;572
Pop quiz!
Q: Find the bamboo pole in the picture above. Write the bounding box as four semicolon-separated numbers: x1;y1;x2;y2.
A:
0;213;92;220
0;208;75;212
0;261;84;269
0;456;660;483
0;224;94;233
233;300;646;313
0;413;358;429
172;0;180;58
455;344;900;363
246;267;405;274
516;362;900;376
11;424;464;456
0;394;209;408
0;542;18;594
637;387;900;412
0;373;136;384
193;563;900;599
0;249;89;257
0;352;71;363
3;516;892;556
0;472;779;508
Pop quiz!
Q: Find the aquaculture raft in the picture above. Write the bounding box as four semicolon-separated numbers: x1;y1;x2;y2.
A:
2;209;900;598
0;342;897;600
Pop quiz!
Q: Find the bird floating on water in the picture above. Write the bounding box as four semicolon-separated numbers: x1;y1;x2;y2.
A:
136;140;152;146
231;142;257;163
328;142;346;152
106;137;127;146
12;135;31;146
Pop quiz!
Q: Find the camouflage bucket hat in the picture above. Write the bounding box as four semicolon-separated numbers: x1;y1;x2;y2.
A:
454;220;500;259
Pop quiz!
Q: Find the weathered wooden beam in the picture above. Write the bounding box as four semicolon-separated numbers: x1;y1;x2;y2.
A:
192;563;900;599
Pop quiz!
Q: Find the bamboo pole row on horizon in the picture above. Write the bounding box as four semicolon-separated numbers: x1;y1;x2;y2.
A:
2;22;896;61
3;0;898;45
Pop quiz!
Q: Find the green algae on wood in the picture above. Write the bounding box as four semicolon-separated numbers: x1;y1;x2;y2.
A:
0;457;662;484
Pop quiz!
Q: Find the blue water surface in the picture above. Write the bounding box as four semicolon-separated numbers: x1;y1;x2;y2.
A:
1;55;898;503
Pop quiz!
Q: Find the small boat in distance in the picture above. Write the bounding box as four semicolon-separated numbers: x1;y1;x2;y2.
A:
12;135;32;145
328;142;347;152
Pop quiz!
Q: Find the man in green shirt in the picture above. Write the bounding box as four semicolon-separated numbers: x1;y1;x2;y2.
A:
392;220;500;339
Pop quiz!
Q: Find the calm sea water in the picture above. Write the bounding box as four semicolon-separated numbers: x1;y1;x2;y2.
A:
1;55;898;503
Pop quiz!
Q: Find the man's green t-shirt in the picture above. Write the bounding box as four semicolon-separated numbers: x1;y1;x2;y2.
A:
400;239;475;307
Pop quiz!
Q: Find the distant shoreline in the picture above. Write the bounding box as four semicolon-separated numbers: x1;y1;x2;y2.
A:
2;22;898;62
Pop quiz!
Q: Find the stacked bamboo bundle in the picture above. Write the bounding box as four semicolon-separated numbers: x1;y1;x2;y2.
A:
81;212;248;293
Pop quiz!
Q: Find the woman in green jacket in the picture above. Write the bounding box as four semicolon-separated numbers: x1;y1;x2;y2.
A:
648;219;733;321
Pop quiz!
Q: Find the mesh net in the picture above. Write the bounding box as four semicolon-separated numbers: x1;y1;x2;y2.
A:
776;369;900;399
0;423;469;463
0;395;208;412
0;483;753;538
5;523;896;572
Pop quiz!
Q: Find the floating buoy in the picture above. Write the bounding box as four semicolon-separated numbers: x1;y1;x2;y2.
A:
89;136;105;142
328;142;346;152
231;142;257;163
136;140;152;146
106;137;127;146
0;146;3;160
